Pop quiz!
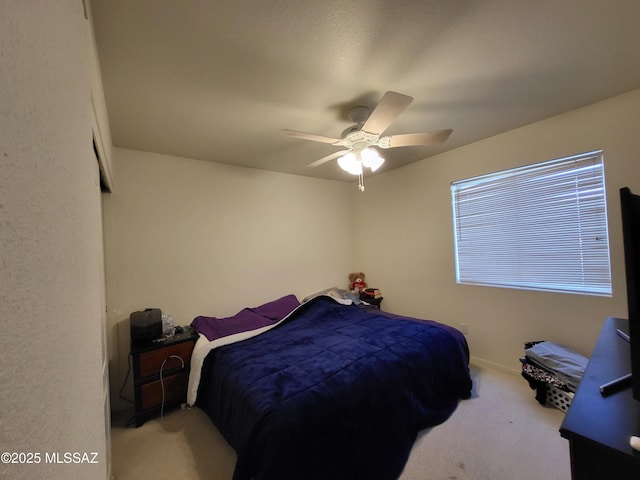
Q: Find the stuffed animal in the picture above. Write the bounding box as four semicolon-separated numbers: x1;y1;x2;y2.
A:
348;272;367;294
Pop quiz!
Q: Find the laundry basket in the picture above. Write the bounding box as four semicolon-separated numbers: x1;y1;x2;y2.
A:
544;383;574;413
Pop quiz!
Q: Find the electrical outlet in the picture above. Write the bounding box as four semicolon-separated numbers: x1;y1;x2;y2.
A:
459;323;469;335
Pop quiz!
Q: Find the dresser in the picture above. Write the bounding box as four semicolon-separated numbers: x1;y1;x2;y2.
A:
560;317;640;479
130;327;197;427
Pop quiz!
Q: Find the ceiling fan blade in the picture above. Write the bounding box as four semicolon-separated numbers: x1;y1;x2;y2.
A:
380;129;453;148
282;129;340;145
361;91;413;135
307;150;348;168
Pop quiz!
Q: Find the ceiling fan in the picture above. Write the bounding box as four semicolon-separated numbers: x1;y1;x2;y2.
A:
283;91;452;191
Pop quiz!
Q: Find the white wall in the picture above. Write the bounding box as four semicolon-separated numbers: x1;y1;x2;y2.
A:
103;148;354;410
354;88;640;371
0;2;108;479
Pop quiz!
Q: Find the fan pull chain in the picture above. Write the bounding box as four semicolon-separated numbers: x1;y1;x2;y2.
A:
358;173;365;192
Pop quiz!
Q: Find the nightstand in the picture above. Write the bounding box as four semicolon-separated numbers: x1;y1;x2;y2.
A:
130;327;197;427
360;294;383;309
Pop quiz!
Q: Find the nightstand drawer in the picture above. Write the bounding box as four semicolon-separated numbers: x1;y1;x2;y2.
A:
130;328;196;426
139;370;189;410
137;341;194;378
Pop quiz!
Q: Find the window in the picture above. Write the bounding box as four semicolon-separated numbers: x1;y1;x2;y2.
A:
451;150;611;296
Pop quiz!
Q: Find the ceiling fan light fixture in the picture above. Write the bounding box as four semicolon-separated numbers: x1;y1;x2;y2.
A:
338;152;362;175
285;91;452;187
361;148;384;172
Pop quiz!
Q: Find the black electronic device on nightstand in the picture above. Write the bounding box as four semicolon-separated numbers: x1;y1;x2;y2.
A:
130;308;163;343
130;326;197;427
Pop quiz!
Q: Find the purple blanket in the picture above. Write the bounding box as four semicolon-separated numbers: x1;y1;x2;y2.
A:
191;294;300;341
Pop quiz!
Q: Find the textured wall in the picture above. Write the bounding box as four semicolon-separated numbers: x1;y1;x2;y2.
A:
0;2;107;479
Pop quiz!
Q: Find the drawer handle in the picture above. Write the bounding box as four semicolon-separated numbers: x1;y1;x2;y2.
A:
160;355;185;418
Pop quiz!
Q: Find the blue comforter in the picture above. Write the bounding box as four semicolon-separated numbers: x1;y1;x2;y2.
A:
196;296;472;480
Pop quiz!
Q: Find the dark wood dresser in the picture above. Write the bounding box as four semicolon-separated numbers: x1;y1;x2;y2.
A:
131;327;197;427
560;317;640;479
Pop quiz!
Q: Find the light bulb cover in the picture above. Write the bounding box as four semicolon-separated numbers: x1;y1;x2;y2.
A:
338;152;362;175
361;148;384;171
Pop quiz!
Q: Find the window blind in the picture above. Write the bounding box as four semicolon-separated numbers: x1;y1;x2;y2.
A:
451;150;612;296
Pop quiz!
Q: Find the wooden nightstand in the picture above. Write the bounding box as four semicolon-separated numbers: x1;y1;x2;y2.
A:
130;327;197;427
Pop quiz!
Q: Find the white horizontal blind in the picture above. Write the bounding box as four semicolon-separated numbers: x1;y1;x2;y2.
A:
451;151;611;296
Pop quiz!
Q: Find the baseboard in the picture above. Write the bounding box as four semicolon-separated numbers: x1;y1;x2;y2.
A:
470;355;521;376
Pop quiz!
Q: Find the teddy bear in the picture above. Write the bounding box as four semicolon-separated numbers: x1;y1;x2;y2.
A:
348;272;367;294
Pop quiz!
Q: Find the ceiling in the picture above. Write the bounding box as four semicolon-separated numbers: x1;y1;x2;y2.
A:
90;1;640;182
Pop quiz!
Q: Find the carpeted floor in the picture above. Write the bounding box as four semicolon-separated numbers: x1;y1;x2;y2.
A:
110;363;571;480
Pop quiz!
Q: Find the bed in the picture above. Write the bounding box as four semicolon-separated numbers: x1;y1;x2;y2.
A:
188;292;472;480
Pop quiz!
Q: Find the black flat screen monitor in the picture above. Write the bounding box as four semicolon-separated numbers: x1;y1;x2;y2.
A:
620;187;640;401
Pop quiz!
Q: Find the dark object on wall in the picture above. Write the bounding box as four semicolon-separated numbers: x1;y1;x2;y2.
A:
130;308;163;343
620;187;640;401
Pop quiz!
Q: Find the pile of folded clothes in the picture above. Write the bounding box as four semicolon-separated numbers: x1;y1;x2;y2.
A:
520;341;589;411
